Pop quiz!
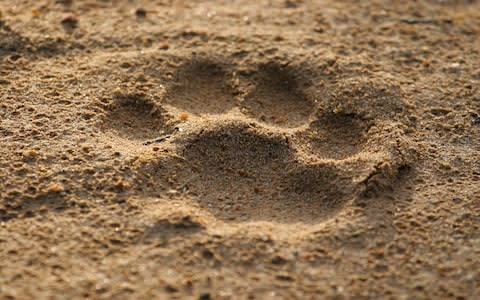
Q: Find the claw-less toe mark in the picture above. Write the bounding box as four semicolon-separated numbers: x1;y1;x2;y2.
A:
165;58;236;115
102;93;172;140
241;62;315;128
294;112;370;160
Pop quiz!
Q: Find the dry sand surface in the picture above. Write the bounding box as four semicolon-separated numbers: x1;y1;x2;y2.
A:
1;0;480;299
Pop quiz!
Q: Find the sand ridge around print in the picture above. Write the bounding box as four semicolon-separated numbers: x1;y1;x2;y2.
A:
1;0;480;299
104;54;417;226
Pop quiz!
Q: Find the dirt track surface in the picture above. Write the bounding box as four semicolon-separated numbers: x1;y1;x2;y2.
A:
1;0;479;299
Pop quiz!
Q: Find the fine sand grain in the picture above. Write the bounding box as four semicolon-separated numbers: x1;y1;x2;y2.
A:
1;0;479;299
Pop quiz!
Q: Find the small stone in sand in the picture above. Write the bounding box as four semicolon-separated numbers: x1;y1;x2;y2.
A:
24;149;39;158
422;59;431;67
48;183;64;193
180;112;189;121
115;180;131;190
31;8;40;17
61;15;78;29
81;144;90;153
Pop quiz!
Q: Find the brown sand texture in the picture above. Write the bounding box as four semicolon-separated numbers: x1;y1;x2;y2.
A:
1;0;479;299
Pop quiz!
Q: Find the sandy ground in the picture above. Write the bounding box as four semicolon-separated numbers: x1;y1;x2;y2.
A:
1;0;479;299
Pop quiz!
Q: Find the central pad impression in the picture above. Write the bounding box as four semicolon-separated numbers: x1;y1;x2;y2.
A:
172;124;352;223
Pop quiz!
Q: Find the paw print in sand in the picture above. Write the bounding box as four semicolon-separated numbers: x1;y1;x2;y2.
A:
103;56;416;224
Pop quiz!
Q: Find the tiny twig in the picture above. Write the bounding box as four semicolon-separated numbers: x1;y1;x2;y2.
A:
399;18;452;25
143;134;171;146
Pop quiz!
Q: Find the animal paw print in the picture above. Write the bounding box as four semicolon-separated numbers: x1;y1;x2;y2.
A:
102;56;416;224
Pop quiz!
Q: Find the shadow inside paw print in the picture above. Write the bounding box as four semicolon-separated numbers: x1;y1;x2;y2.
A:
162;58;315;128
240;62;315;128
104;56;416;224
101;92;173;140
142;115;413;223
164;59;236;115
148;123;356;223
293;112;371;160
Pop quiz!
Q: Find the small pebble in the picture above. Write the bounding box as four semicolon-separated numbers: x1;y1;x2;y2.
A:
180;112;189;121
115;180;131;190
31;8;40;17
61;15;78;28
159;43;169;50
48;183;64;193
446;62;461;73
81;144;90;153
24;149;38;158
